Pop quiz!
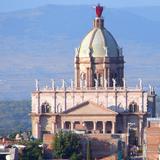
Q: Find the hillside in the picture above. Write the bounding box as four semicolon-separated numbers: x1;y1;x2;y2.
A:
0;100;31;136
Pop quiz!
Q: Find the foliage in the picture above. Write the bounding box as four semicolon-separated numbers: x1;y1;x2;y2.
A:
8;132;17;140
53;131;82;159
70;152;81;160
0;100;31;136
18;140;43;160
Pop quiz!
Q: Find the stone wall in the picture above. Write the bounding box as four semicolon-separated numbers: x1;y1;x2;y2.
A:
81;134;126;159
145;122;160;160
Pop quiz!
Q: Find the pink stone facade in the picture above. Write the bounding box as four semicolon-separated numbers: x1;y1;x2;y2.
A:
30;5;156;155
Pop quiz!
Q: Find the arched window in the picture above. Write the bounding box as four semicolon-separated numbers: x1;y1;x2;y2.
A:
41;102;51;113
129;102;138;113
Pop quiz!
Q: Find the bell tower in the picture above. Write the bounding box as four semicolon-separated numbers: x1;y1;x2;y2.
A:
74;4;124;89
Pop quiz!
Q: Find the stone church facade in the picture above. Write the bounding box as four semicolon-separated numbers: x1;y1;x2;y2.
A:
31;5;156;146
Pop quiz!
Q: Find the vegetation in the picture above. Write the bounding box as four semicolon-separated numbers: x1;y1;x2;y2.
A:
18;140;43;160
0;100;31;136
53;131;82;160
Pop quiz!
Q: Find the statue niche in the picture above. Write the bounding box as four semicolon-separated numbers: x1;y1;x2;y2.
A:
41;102;51;113
129;102;139;113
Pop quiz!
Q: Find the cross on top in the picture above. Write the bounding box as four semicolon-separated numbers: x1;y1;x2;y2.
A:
96;4;104;17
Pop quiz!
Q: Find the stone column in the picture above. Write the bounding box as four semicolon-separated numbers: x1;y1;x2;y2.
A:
87;67;92;88
34;117;40;139
52;122;56;134
37;93;40;113
112;122;115;134
82;121;85;128
64;91;67;111
103;122;106;134
115;91;117;110
107;68;110;87
93;121;97;131
71;121;74;131
35;122;39;139
104;66;107;88
74;58;79;88
86;68;89;88
125;91;128;111
54;92;57;113
139;118;143;145
61;121;64;129
142;92;144;112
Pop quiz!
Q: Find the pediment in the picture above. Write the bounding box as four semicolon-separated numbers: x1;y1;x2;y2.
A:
62;101;118;115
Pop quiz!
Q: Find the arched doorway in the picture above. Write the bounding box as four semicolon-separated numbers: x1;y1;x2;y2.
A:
85;121;93;133
74;121;80;130
64;121;71;130
96;121;103;133
106;121;112;133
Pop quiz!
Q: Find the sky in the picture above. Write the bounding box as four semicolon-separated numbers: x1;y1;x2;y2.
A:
0;0;160;99
1;0;160;12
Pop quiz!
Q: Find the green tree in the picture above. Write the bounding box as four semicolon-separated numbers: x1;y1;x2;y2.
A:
18;140;43;160
53;131;82;159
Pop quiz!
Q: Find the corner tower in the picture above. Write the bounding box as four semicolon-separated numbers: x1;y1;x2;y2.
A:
74;5;124;88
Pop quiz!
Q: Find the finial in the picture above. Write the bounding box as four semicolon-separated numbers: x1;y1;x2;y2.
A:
112;78;116;90
123;77;126;89
138;78;143;90
70;79;74;90
149;84;152;93
61;79;65;89
96;4;103;17
35;79;39;91
51;79;55;90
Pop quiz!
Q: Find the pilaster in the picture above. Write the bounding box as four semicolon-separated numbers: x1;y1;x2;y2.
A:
103;121;106;134
93;121;97;131
112;122;116;134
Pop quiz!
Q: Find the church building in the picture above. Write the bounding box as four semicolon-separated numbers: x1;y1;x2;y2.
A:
31;5;156;147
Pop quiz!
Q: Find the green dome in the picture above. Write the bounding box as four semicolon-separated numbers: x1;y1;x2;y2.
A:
78;27;120;58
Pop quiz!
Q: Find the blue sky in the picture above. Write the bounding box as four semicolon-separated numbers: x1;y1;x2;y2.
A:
1;0;160;12
0;0;160;99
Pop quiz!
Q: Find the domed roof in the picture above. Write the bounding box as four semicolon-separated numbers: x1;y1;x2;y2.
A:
77;4;121;58
78;27;120;58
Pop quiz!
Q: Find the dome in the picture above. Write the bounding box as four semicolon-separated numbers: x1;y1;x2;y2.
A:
78;27;120;58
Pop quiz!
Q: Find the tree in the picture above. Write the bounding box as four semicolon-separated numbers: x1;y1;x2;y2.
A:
53;131;82;159
18;140;43;160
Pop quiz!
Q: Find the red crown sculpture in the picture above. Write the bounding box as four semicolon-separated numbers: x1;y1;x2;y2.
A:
96;4;103;17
